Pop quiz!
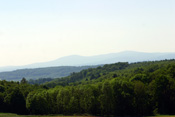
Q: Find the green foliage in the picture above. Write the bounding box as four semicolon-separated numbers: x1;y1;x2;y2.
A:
1;60;175;116
45;62;129;87
4;87;26;114
28;78;53;85
20;77;27;84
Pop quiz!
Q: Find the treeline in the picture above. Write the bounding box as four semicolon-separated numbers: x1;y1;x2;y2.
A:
0;80;42;114
28;78;53;84
0;60;175;116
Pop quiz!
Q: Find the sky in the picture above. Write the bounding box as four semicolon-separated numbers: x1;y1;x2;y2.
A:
0;0;175;67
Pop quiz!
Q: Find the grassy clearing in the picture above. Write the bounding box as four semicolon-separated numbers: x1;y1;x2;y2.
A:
1;113;175;117
146;115;175;117
0;113;99;117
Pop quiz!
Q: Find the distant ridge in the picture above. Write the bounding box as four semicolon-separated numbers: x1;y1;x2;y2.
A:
0;66;98;81
0;51;175;72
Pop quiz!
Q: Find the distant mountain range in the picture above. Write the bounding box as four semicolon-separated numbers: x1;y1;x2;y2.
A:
0;51;175;81
0;51;175;72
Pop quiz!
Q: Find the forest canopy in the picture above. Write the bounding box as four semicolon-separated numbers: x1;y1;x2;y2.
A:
0;59;175;116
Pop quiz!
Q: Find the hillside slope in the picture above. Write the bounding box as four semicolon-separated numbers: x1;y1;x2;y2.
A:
45;59;175;87
0;66;98;81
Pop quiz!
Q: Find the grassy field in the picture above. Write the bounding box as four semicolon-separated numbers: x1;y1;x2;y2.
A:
149;115;175;117
0;113;99;117
1;113;175;117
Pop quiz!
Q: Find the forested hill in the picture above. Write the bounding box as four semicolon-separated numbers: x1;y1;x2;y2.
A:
0;66;98;81
45;59;175;87
1;59;175;116
44;62;129;87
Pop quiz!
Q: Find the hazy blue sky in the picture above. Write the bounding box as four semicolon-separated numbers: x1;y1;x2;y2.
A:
0;0;175;66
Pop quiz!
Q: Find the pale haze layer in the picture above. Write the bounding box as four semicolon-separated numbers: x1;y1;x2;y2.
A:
0;0;175;67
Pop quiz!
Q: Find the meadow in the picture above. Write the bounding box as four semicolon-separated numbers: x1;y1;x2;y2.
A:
0;113;98;117
1;113;175;117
